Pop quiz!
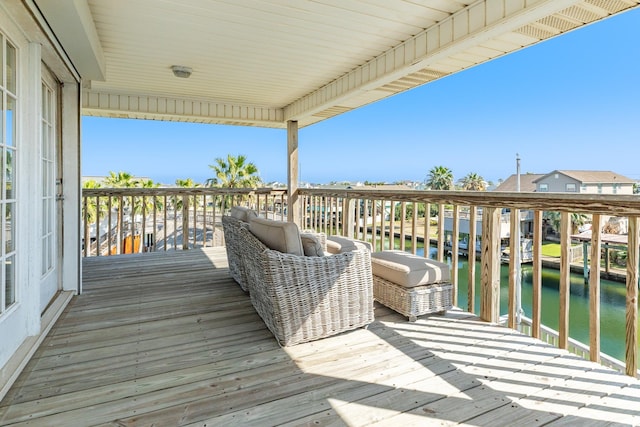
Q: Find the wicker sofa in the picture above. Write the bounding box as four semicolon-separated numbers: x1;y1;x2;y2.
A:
221;214;374;346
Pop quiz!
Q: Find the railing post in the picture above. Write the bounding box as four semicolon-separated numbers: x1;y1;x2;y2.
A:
532;210;542;339
480;207;500;323
344;198;354;238
508;209;519;329
83;195;89;257
423;203;431;258
559;211;571;349
467;206;477;313
626;216;639;376
390;202;396;250
451;205;459;307
437;204;445;263
589;214;602;363
400;202;406;252
182;195;189;250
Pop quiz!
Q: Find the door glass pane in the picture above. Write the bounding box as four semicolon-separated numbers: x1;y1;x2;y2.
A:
6;42;16;94
5;254;15;307
0;38;3;89
0;34;18;314
42;159;47;197
6;96;15;147
5;147;14;200
0;95;3;146
5;202;14;253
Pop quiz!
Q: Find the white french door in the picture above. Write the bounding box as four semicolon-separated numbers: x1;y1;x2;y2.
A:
39;66;60;312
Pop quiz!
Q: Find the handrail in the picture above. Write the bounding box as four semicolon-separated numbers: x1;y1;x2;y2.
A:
298;188;640;216
297;187;640;378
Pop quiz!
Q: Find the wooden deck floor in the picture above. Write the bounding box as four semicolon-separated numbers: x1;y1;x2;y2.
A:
1;247;640;426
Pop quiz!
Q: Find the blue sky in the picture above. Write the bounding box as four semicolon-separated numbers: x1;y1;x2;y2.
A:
82;8;640;186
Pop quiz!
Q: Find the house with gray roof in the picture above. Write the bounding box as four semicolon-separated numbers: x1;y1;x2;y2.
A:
494;173;545;192
532;170;635;194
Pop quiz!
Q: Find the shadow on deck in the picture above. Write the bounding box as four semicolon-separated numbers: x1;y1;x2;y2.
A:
1;248;639;426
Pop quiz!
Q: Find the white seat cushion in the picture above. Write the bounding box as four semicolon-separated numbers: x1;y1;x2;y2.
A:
371;250;450;288
230;206;258;223
326;236;372;254
249;217;304;256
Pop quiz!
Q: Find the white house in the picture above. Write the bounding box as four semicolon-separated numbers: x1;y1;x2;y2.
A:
1;0;639;400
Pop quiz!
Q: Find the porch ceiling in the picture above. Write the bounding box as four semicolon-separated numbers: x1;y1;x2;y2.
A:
36;0;639;129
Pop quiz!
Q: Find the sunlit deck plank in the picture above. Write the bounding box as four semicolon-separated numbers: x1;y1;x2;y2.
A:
1;247;640;426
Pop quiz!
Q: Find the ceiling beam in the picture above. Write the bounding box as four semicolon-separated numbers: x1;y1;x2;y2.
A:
82;91;285;128
34;0;106;81
284;0;582;122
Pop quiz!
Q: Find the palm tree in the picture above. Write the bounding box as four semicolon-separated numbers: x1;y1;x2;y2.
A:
104;171;138;188
206;154;260;188
173;178;201;211
425;166;454;190
206;154;261;210
81;180;108;224
135;178;162;217
103;171;140;251
459;172;486;191
543;211;591;235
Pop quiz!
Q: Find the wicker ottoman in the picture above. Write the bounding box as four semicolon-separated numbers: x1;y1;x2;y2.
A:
371;250;453;322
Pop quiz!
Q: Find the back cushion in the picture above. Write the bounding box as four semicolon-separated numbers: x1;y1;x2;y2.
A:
300;233;324;257
249;217;304;256
230;206;258;222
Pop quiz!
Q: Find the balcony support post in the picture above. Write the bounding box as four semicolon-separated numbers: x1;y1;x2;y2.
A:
626;216;639;376
480;207;500;323
287;120;300;226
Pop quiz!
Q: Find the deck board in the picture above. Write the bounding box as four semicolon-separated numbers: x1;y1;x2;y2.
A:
1;247;640;426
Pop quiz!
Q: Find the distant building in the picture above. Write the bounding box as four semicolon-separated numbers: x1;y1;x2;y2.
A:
494;173;545;192
533;170;634;194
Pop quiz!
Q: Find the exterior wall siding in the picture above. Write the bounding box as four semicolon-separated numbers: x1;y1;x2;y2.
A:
537;175;634;195
536;175;581;193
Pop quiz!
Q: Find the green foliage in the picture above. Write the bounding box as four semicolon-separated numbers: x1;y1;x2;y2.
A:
543;211;591;234
425;166;454;190
206;154;261;188
82;180;107;224
175;178;200;188
104;171;138;188
393;202;427;221
173;178;201;210
206;154;261;210
458;172;486;191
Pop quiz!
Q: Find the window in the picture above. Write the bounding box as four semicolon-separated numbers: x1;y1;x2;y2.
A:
41;80;55;276
539;183;548;192
1;33;17;314
566;183;577;192
598;184;603;194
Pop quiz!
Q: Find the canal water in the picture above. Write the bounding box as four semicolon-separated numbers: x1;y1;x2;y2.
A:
390;238;631;362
